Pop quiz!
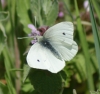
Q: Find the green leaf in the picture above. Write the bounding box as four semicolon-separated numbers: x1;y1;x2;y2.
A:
29;70;62;94
30;0;58;26
73;54;86;82
16;0;32;34
59;70;71;87
0;82;8;94
23;64;31;83
0;12;9;21
73;52;98;83
63;0;73;21
42;0;58;25
7;0;15;27
30;0;42;26
21;79;34;93
0;23;7;54
5;74;16;94
2;47;16;94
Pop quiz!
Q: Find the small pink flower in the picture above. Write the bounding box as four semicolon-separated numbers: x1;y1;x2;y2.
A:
30;38;37;44
28;24;41;44
83;0;90;11
1;0;6;8
58;2;64;18
58;12;64;18
28;24;41;36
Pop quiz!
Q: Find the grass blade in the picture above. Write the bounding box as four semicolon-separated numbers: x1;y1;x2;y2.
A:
3;47;16;94
88;0;100;87
74;0;94;90
91;0;100;21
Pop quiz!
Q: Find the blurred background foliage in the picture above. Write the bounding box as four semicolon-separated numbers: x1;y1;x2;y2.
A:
0;0;100;94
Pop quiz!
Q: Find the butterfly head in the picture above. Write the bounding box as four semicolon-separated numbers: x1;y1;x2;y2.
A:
37;26;49;35
28;24;49;45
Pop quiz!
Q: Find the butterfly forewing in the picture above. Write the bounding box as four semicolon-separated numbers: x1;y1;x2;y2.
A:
43;22;78;61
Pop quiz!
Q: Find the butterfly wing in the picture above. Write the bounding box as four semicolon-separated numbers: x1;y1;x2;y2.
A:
44;46;65;73
27;43;49;69
26;43;65;73
44;22;78;61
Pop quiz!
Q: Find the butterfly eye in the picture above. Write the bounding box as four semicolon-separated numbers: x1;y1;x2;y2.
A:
37;59;40;62
44;42;47;45
62;32;66;35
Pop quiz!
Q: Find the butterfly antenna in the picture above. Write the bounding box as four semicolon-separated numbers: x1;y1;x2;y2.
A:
17;36;34;39
34;16;37;27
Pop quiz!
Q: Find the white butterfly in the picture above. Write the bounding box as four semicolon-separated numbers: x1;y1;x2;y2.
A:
26;22;78;73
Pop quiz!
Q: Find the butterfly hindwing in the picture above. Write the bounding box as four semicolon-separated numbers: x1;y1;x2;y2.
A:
27;42;65;73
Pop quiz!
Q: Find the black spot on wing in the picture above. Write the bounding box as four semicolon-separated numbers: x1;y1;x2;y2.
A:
62;32;65;35
37;59;40;62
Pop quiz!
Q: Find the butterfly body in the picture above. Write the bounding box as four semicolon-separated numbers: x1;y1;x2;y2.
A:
40;38;62;60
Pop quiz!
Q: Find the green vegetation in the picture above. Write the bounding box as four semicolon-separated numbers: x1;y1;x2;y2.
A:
0;0;100;94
